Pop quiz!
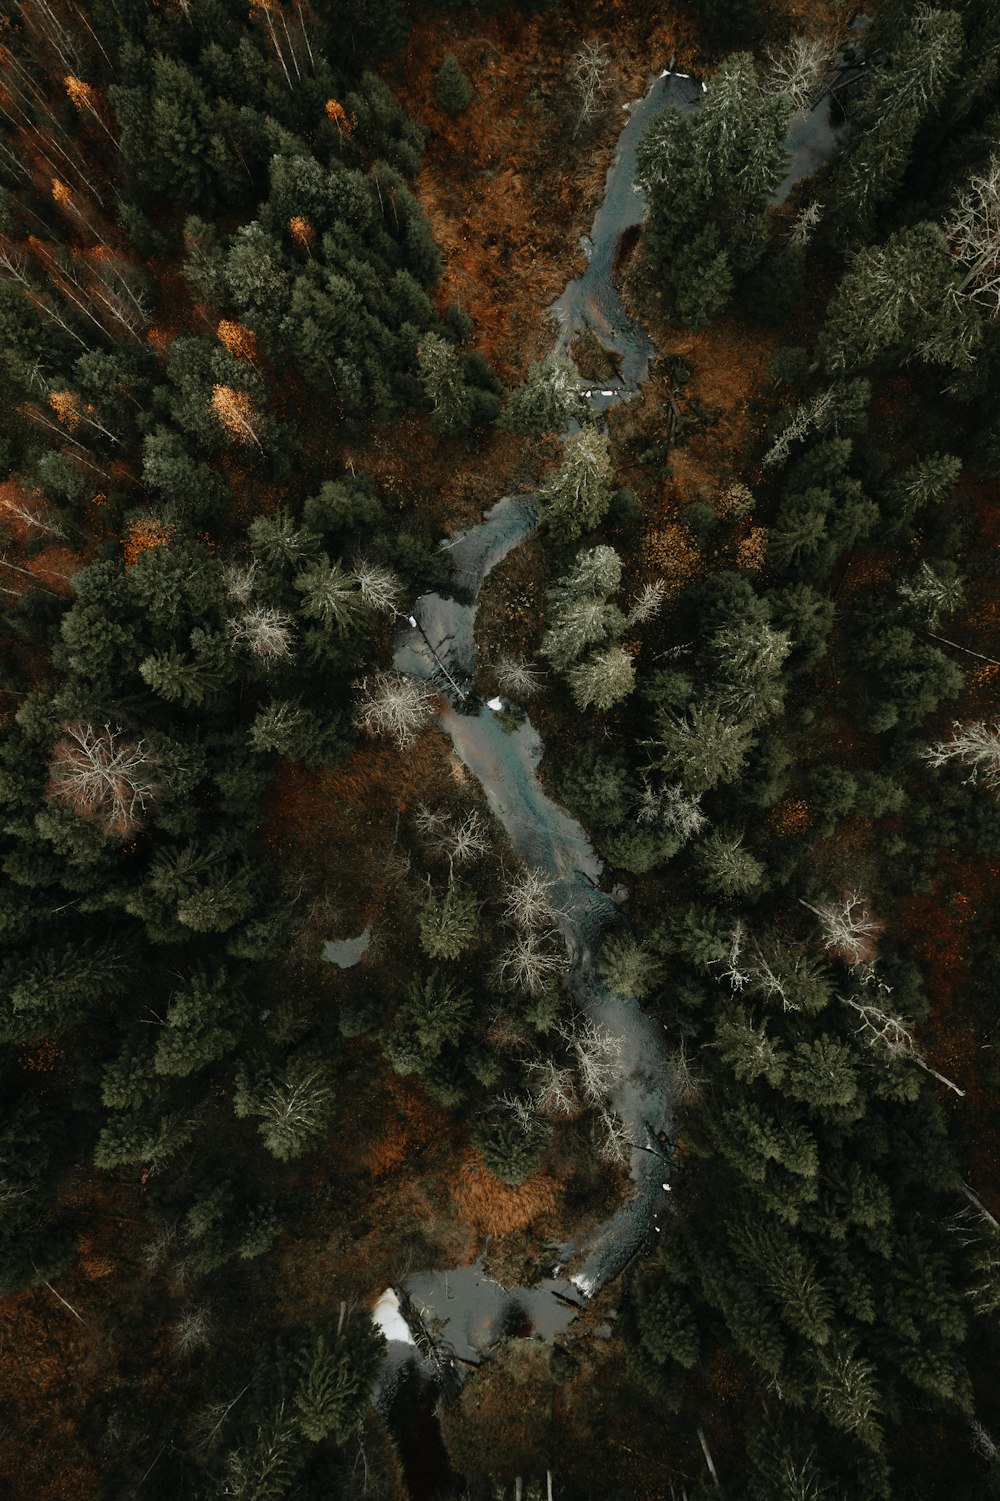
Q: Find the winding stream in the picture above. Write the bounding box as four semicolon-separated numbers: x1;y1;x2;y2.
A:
367;63;851;1491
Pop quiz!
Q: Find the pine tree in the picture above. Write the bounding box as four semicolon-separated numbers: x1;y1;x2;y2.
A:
499;354;587;435
598;932;664;1000
139;641;226;707
153;968;239;1078
537;427;614;543
654;702;755;793
819;224;964;374
293;1323;386;1444
629;1268;700;1369
812;1337;883;1449
472;1105;551;1185
435;53;472;114
293;557;367;637
541;545;625;671
383;971;472;1076
565;644;635;710
696;829;766;897
417;878;479;959
234;1053;336;1162
636;52;791;324
417;332;473;435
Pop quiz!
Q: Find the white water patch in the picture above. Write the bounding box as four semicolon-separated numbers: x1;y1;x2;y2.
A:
321;927;371;968
373;1287;416;1346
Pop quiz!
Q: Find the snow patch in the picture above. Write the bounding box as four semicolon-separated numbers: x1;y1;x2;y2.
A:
372;1288;415;1346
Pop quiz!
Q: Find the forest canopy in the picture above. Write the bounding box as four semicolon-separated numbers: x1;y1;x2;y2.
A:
1;0;999;1498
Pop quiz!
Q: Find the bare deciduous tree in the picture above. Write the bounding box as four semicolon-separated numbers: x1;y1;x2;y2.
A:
442;810;491;868
627;580;667;627
841;968;964;1096
767;34;834;112
923;720;1000;792
664;1041;703;1106
563;1016;626;1106
715;918;753;992
48;721;158;835
0;489;67;539
498;1090;537;1131
504;867;563;931
229;604;295;664
946;155;1000;313
173;1304;212;1355
413;802;452;843
222;558;259;604
800;891;881;967
596;1107;633;1166
354;670;434;750
569;40;612;137
495;655;545;700
529;1058;580;1118
353;560;401;615
495;929;569;997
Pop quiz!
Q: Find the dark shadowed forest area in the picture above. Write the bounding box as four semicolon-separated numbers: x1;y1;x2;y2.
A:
1;0;999;1496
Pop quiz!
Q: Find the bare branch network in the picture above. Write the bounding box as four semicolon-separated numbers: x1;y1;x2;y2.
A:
353;670;435;750
800;891;881;967
923;721;1000;792
495;654;546;700
48;720;158;835
767;33;835;113
946;155;1000;314
229;604;295;664
841;967;965;1097
569;40;612;135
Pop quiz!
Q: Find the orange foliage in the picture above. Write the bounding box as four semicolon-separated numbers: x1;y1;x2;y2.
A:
28;544;81;595
288;214;315;251
122;517;175;568
64;75;98;112
76;1236;113;1280
362;1072;450;1177
217;318;259;362
146;325;173;356
48;389;80;429
642;522;699;590
971;662;1000;690
210;383;261;445
736;525;768;571
0;1290;99;1501
449;1148;558;1237
324;97;356;133
770;796;812;836
50;177;72;205
19;1039;65;1071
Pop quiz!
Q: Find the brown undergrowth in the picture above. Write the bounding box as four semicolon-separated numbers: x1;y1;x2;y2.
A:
392;3;698;381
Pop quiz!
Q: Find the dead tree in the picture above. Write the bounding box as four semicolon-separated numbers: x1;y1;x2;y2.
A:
48;721;159;835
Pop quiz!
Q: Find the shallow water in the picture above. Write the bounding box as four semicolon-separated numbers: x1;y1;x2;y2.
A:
550;73;703;395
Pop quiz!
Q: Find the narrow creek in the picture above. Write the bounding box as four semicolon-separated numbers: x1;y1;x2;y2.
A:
361;62;853;1495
